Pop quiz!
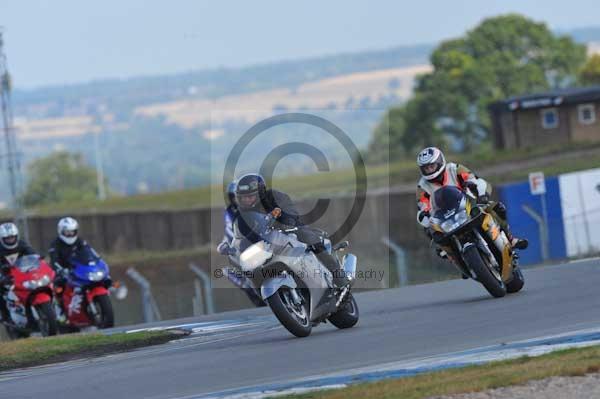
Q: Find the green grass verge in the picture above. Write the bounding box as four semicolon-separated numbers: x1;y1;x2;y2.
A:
0;330;182;371
495;150;600;184
283;345;600;399
20;141;600;216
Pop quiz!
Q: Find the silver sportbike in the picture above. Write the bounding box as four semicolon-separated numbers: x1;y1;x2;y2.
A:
225;210;359;337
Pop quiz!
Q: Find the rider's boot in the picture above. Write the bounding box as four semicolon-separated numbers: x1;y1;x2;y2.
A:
223;267;245;288
316;252;347;288
0;286;10;322
506;231;528;250
435;248;468;279
492;202;528;250
54;299;67;323
0;307;9;323
436;248;448;260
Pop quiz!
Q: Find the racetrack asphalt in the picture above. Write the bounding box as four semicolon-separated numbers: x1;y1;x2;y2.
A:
1;258;599;399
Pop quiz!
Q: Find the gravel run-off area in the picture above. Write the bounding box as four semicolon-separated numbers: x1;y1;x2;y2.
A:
430;373;600;399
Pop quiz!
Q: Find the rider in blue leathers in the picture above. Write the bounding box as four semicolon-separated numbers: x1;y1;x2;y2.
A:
216;181;265;307
217;182;239;255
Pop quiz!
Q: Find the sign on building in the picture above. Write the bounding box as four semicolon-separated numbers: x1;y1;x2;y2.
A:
529;172;546;195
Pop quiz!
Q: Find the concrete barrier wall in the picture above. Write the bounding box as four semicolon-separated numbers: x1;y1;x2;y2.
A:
24;191;425;255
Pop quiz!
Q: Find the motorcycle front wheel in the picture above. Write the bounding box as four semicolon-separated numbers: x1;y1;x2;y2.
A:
92;294;115;328
35;302;58;337
463;245;506;298
267;287;312;338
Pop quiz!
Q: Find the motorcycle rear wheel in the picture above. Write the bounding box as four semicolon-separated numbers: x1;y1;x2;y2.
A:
463;245;506;298
35;302;58;337
506;268;525;293
328;293;359;329
267;287;312;338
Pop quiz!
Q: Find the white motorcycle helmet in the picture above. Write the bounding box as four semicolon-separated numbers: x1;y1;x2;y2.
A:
417;147;446;181
58;217;79;245
0;222;19;250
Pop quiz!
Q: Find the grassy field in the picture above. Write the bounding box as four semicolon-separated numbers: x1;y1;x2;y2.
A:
284;345;600;399
0;330;183;371
22;141;600;216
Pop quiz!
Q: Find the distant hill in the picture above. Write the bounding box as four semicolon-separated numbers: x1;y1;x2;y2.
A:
12;43;433;115
565;26;600;43
8;25;600;200
10;43;434;198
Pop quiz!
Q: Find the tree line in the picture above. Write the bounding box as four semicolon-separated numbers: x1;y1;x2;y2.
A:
368;14;600;163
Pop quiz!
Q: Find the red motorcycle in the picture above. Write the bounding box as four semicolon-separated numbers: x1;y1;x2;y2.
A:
1;254;58;339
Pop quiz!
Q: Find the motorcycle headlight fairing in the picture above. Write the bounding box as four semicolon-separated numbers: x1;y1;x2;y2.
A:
87;270;106;281
23;275;52;290
240;241;273;272
441;210;469;233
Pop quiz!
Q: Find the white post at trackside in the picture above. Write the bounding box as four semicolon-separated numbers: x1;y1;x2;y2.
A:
94;129;106;200
522;205;549;262
540;192;549;254
189;263;215;314
381;236;408;287
126;267;162;323
528;172;550;261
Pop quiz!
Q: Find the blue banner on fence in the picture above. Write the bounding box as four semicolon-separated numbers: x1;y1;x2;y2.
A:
498;178;566;265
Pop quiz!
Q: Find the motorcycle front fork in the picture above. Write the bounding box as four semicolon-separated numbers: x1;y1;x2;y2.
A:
88;301;100;321
289;288;303;305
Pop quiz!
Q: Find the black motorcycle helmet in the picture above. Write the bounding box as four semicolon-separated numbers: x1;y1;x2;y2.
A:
226;181;237;207
235;174;266;210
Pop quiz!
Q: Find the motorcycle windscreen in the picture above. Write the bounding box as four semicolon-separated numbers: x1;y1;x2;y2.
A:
70;246;109;283
14;254;41;272
235;211;272;251
71;244;101;265
432;186;465;219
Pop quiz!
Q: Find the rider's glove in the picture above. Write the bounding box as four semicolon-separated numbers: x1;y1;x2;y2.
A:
417;210;431;228
477;194;490;205
217;241;229;255
54;268;69;283
465;182;479;197
217;241;233;255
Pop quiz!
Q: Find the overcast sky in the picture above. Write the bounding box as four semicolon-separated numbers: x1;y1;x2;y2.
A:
2;0;600;89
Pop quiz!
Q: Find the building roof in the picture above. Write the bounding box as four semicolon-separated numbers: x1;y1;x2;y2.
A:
489;85;600;113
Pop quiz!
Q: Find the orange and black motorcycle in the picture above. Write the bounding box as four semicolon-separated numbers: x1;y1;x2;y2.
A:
429;186;525;298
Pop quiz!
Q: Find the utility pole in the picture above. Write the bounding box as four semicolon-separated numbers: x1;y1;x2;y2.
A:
0;28;28;238
93;126;106;200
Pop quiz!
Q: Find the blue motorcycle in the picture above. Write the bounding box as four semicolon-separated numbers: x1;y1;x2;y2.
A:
59;245;115;329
